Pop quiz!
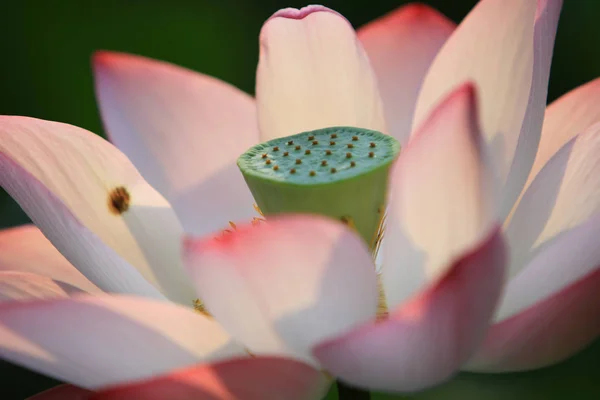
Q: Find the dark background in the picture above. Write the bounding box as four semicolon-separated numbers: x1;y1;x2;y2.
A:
1;0;599;398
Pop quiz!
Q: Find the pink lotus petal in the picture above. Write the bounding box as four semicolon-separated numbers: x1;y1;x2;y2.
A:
501;0;562;215
468;268;600;372
184;215;377;364
414;0;561;218
27;385;92;400
93;357;328;400
516;77;600;204
506;122;600;281
0;294;246;389
0;225;99;293
94;52;259;237
358;3;455;145
314;229;506;392
256;6;386;141
0;116;194;304
0;271;83;302
383;83;497;308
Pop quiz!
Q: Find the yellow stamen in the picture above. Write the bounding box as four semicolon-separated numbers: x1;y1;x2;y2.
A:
193;299;212;317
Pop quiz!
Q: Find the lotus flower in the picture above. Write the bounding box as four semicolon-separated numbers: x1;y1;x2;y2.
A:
0;0;598;399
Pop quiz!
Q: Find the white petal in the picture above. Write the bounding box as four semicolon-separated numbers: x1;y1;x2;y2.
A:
0;294;246;389
184;215;378;364
0;225;99;293
256;5;386;141
0;116;194;304
94;52;259;237
384;83;496;308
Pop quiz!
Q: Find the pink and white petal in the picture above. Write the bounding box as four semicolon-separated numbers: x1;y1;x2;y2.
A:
0;225;99;293
506;122;600;278
0;294;246;389
93;357;328;400
314;229;506;392
0;271;83;302
517;77;600;202
27;385;93;400
467;268;600;372
414;0;561;218
383;83;496;308
500;0;562;216
94;52;259;237
184;215;378;364
256;6;386;141
499;205;600;320
0;116;195;304
358;3;455;145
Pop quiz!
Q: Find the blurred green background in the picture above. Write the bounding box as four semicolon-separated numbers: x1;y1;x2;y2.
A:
0;0;599;398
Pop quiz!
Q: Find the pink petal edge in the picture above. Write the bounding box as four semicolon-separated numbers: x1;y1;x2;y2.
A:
92;357;328;400
267;5;344;22
314;228;506;392
27;385;93;400
358;3;455;145
467;268;600;372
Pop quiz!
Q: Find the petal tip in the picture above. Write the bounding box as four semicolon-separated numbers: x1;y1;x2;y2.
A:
448;81;477;105
268;5;340;21
396;2;452;24
92;51;155;74
92;50;124;68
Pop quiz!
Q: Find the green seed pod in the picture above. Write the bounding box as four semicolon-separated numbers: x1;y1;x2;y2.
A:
237;126;400;244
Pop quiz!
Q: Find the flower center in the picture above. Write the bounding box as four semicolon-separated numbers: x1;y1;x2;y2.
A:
237;126;400;245
238;126;400;319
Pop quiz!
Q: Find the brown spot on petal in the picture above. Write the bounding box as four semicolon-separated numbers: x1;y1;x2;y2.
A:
108;186;131;215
